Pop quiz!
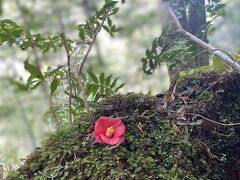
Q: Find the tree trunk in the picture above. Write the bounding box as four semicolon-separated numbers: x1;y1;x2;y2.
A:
161;0;187;47
161;0;209;70
188;0;209;67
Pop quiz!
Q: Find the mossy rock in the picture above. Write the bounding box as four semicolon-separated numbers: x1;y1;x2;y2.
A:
7;72;240;179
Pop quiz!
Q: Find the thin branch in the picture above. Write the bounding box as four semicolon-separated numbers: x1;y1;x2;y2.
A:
162;1;240;72
78;78;95;123
78;15;108;75
83;0;105;66
60;34;73;123
58;9;73;123
77;11;109;123
186;113;240;127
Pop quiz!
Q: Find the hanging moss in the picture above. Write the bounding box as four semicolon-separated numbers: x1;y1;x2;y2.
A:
7;72;240;180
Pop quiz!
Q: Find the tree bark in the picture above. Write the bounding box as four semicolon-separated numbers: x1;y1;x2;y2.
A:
161;0;187;47
188;0;209;68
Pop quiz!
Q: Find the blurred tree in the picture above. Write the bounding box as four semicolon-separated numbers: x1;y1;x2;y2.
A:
161;0;187;49
188;0;209;67
210;0;240;50
162;0;209;69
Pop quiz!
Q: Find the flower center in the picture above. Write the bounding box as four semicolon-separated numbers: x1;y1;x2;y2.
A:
106;126;114;137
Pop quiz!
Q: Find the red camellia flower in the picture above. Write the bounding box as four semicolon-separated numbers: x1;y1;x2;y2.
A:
93;116;126;145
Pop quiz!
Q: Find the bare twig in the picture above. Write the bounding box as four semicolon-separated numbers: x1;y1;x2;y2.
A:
77;11;109;123
186;113;240;127
58;8;73;123
83;0;105;66
60;34;73;123
78;14;108;75
162;1;240;72
78;78;95;122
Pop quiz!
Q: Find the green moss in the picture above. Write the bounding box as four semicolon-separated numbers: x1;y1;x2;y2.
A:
7;72;240;179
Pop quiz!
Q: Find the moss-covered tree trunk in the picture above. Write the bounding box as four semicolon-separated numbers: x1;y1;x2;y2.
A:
7;72;240;180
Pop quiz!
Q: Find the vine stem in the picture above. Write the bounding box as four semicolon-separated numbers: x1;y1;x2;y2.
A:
162;0;240;72
77;11;109;123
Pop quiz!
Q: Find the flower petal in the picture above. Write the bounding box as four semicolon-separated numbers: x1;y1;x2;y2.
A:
94;135;105;144
118;136;125;144
100;134;121;145
93;116;112;136
113;124;126;137
111;118;122;128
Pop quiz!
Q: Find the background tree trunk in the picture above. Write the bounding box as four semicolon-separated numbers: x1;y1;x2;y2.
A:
161;0;209;70
161;0;187;47
188;0;209;68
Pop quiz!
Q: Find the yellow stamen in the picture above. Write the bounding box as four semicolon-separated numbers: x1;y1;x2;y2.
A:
106;126;114;137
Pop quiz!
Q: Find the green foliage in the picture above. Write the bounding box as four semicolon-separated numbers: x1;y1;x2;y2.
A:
50;78;60;95
142;37;195;75
142;0;227;76
0;0;124;125
0;0;121;93
0;19;24;45
78;0;120;40
24;60;45;90
206;0;226;17
0;19;62;53
86;72;125;102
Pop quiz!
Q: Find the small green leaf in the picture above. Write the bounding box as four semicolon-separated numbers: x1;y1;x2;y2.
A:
103;25;110;33
79;29;85;40
110;78;118;88
88;72;99;84
50;77;60;95
91;84;98;97
105;75;112;86
115;83;125;92
109;7;119;15
28;80;42;90
107;17;112;26
24;60;45;81
85;83;91;97
99;73;105;85
99;85;105;94
104;1;118;9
